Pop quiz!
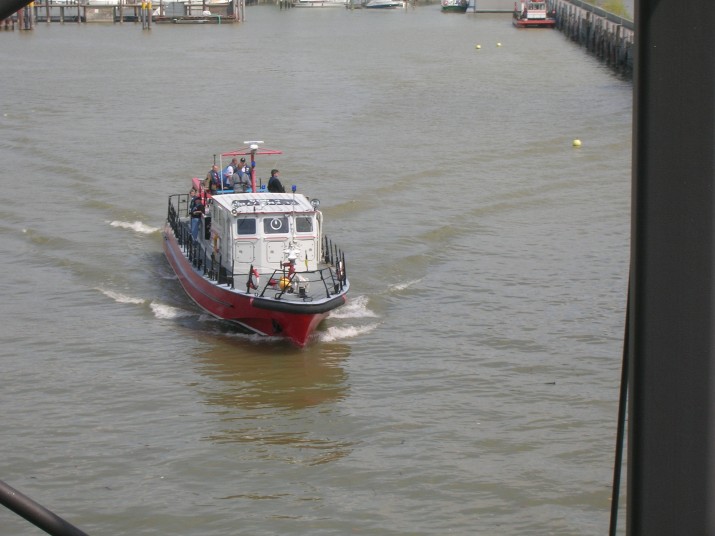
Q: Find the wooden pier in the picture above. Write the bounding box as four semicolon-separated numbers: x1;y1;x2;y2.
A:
2;0;245;27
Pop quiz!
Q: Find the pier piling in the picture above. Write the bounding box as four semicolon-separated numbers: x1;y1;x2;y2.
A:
550;0;634;77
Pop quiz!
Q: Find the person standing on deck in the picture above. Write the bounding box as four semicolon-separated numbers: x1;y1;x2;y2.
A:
239;158;251;190
226;158;240;176
221;166;234;190
204;165;221;195
189;188;204;241
267;169;285;193
237;158;250;179
231;167;250;192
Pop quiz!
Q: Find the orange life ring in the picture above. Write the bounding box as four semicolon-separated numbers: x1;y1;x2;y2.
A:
249;267;260;290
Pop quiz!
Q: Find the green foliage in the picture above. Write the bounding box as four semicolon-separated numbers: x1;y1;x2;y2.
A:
596;0;631;18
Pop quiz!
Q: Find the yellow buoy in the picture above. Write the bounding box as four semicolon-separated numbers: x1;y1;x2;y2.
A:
496;42;502;47
573;139;582;147
279;277;291;290
475;44;481;49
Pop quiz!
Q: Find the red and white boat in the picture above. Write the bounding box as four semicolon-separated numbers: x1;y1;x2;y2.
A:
162;141;349;347
512;1;556;28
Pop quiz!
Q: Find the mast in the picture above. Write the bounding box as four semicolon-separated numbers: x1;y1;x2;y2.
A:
243;140;263;193
628;0;715;533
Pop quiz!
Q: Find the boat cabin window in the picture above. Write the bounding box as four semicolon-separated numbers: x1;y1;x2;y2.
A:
296;216;313;233
264;216;289;234
237;217;256;235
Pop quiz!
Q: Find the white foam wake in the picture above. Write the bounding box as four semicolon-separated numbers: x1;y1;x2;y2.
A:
388;278;422;292
98;288;194;320
98;288;146;305
328;295;378;319
109;220;160;234
150;302;194;319
319;323;379;343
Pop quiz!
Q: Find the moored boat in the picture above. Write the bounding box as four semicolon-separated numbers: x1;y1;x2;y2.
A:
292;0;347;7
440;0;468;13
162;141;349;347
364;0;404;8
512;0;556;27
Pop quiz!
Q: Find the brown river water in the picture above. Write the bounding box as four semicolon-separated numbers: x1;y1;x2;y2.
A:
0;5;631;535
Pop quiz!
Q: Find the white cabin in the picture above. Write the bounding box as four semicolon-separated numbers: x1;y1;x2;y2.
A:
206;192;323;276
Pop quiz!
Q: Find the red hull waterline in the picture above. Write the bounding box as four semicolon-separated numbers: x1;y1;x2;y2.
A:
163;226;345;347
512;18;555;28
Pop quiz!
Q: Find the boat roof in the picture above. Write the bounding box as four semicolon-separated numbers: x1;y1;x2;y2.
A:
211;192;318;215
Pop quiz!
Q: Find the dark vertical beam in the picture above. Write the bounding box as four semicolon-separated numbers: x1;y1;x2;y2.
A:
629;0;715;534
0;479;89;536
0;0;32;21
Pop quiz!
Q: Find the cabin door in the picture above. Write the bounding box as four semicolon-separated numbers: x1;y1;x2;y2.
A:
266;240;288;264
234;241;256;265
296;239;316;262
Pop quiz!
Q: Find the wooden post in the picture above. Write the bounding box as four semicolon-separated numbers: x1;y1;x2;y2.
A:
24;4;32;28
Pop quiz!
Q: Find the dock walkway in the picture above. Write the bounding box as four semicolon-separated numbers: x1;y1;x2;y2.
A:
3;0;245;27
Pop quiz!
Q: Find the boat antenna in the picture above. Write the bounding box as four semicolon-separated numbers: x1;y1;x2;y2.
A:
290;184;297;242
244;140;264;193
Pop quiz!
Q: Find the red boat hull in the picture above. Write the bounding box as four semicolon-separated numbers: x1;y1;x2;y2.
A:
512;17;555;28
162;225;344;347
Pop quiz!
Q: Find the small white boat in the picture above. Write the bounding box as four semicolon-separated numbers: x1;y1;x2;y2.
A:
293;0;348;7
364;0;404;8
162;141;350;347
440;0;468;12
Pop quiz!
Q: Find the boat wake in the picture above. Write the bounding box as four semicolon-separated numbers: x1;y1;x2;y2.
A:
98;288;195;319
99;286;376;344
108;220;160;234
327;295;377;319
387;278;422;293
318;323;378;343
98;288;146;305
318;295;379;343
150;302;196;319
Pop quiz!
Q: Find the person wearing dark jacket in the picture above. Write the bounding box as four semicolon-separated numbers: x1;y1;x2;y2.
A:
203;165;221;194
267;169;285;193
189;189;204;240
